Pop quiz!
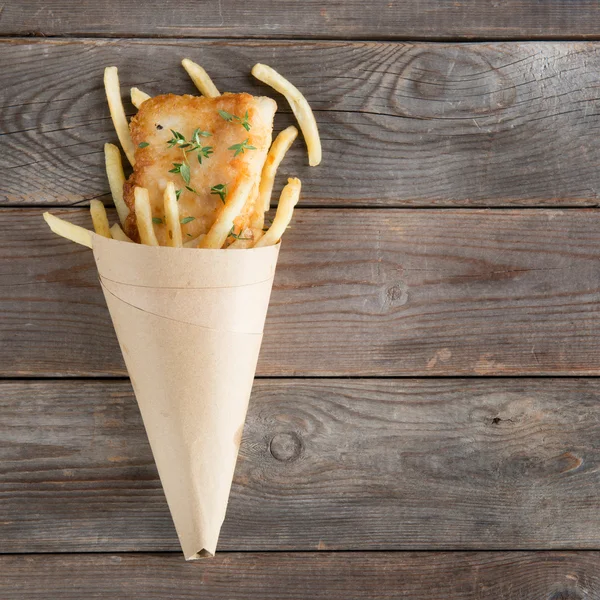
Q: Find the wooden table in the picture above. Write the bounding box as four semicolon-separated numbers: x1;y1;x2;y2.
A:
3;2;600;598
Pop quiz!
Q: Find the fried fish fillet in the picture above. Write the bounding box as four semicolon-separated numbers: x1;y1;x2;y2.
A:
123;93;277;245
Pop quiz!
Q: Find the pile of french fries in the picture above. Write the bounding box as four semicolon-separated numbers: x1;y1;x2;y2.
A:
44;60;321;250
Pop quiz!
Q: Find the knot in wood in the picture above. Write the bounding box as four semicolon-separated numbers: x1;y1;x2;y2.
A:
385;282;409;307
394;48;516;120
269;432;303;462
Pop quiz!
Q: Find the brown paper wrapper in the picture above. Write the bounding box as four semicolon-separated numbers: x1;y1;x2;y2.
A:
91;234;280;560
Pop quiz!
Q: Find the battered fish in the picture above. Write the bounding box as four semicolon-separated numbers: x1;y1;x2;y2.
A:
124;93;277;245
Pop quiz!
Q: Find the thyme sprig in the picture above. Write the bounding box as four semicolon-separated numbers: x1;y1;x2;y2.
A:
228;138;256;157
210;183;227;203
218;109;251;131
168;162;191;185
228;226;251;241
167;129;213;188
151;216;196;225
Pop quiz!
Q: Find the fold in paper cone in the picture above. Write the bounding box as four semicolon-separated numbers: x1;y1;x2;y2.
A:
91;234;280;559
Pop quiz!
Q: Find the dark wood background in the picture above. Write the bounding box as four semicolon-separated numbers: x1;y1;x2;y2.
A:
2;2;600;598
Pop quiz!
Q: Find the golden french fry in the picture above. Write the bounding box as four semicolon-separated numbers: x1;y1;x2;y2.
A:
183;233;206;248
251;63;321;166
200;175;255;249
163;182;183;248
109;223;133;243
228;228;265;249
43;212;93;248
131;87;151;109
90;200;112;238
104;143;129;226
251;125;298;230
254;177;301;247
134;187;159;246
182;59;220;98
104;66;136;165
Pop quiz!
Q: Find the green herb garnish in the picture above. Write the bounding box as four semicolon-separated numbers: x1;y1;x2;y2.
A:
238;111;251;131
138;142;149;148
167;130;189;148
228;226;251;241
228;138;256;157
180;216;196;225
169;162;191;185
152;217;163;224
180;163;191;184
175;189;182;201
167;130;213;184
196;146;214;164
218;109;251;131
191;128;211;141
210;183;227;203
187;129;213;163
218;110;234;122
185;185;202;195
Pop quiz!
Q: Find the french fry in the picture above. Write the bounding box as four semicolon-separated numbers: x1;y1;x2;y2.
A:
104;143;129;226
200;175;255;249
251;125;298;229
134;187;160;246
228;228;265;249
251;63;321;167
110;223;133;243
163;182;183;248
254;177;301;248
43;212;93;248
183;233;206;248
104;66;136;165
182;59;220;98
90;200;112;238
131;87;151;109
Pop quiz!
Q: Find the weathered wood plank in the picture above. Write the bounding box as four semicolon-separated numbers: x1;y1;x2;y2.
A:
3;0;600;40
1;552;599;599
3;40;600;207
2;379;600;552
3;207;600;377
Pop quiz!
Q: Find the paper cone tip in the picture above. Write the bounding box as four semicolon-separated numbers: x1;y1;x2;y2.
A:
186;548;214;561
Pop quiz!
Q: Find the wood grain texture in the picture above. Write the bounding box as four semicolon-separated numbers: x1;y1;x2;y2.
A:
3;0;600;40
3;207;600;377
3;39;600;207
1;551;599;599
3;378;600;552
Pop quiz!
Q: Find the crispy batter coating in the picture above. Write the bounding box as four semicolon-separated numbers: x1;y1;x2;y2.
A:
123;93;276;245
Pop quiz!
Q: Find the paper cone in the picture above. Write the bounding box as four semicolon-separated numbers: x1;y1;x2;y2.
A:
90;234;280;559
